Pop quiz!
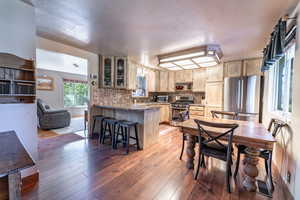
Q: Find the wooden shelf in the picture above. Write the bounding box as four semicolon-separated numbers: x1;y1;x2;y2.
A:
13;80;35;83
0;65;34;72
0;94;36;97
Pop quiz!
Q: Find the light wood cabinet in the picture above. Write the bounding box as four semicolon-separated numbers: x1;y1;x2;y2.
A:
159;104;170;123
206;64;223;82
224;61;243;78
189;105;205;119
126;60;137;90
205;106;223;117
175;70;193;83
101;56;114;88
192;69;206;92
205;82;223;107
147;69;157;92
159;71;169;92
243;58;262;76
168;71;175;92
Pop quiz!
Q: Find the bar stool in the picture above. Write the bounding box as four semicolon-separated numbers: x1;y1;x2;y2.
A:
115;120;140;154
102;118;119;147
91;115;106;141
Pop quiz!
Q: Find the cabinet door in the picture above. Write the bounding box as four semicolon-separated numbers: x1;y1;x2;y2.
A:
159;71;169;92
168;71;175;92
183;70;193;82
192;69;206;92
243;58;262;76
127;60;137;90
175;71;183;83
224;61;242;77
205;82;223;107
206;64;223;82
115;57;127;89
102;56;114;88
147;69;156;92
159;105;170;122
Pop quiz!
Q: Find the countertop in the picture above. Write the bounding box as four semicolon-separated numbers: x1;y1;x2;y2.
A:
93;104;161;111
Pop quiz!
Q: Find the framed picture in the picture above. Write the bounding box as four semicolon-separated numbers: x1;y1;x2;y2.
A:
37;76;54;90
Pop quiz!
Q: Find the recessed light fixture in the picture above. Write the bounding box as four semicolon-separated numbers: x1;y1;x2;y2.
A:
157;45;222;71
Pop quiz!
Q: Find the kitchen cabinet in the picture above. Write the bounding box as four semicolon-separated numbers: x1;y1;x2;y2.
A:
101;56;114;88
224;61;243;78
189;105;205;119
159;71;169;92
206;64;223;82
127;60;137;90
114;57;127;89
168;71;175;92
159;104;170;123
146;69;157;92
205;81;223;115
243;58;262;76
192;69;206;92
175;70;193;83
205;106;223;117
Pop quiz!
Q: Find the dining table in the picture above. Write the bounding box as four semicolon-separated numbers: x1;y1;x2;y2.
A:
174;116;276;192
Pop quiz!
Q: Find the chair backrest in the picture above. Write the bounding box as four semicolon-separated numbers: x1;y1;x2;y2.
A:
267;118;287;137
194;119;239;149
211;110;238;120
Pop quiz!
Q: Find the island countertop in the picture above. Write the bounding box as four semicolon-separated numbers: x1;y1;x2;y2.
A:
92;104;161;111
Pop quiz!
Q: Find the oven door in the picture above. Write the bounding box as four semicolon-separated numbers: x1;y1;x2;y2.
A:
171;108;189;122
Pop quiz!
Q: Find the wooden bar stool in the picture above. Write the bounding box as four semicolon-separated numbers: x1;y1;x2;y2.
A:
102;118;119;147
115;120;140;154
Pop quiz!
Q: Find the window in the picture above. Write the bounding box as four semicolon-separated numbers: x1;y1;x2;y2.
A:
63;80;89;107
272;44;295;113
132;67;147;97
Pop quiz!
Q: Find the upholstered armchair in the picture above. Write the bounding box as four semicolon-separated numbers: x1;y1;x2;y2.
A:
37;99;71;130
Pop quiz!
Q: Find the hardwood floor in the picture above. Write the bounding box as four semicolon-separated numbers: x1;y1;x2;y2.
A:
23;125;292;200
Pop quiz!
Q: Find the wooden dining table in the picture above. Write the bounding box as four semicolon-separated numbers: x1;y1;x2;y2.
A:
174;117;276;192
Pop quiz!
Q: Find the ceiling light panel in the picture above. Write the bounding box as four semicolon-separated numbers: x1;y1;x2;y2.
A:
192;56;215;63
199;61;218;67
173;60;194;66
181;64;199;69
167;66;182;71
160;51;205;62
160;63;177;68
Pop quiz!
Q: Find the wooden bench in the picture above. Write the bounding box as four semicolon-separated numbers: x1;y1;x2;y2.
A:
0;131;35;200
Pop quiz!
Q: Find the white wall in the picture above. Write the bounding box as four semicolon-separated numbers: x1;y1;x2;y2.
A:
0;0;37;162
262;2;300;198
36;69;88;117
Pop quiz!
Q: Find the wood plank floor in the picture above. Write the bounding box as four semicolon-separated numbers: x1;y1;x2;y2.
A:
23;125;292;200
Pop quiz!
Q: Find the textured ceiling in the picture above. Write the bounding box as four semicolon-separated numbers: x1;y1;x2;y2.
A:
26;0;298;66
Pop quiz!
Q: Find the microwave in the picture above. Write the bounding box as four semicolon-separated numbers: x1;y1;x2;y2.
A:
156;95;169;102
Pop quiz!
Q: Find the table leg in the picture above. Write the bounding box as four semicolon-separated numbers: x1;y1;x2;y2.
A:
8;171;21;200
243;147;260;192
186;135;196;169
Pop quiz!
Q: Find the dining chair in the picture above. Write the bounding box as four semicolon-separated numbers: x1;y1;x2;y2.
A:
234;118;287;191
194;119;239;193
211;110;238;120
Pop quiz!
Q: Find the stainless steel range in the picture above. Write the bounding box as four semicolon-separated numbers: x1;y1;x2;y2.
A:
171;96;194;121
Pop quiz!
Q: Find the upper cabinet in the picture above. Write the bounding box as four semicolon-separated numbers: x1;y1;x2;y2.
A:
243;58;262;76
224;61;243;78
206;64;223;82
146;68;157;92
115;57;127;89
168;71;175;92
159;71;169;92
192;69;206;92
101;56;114;88
175;70;193;83
126;60;137;90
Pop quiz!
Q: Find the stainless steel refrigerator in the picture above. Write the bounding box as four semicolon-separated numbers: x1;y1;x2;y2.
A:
223;76;261;121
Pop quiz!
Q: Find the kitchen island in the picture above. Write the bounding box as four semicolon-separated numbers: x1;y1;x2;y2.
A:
89;104;161;149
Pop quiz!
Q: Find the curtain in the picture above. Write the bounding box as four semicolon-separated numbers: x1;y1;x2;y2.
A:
261;18;288;71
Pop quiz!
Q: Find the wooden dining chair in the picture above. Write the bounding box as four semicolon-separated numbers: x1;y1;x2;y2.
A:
234;118;287;191
211;110;238;120
194;119;239;193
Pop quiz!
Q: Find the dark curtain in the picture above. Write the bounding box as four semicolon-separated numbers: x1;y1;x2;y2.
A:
261;18;287;71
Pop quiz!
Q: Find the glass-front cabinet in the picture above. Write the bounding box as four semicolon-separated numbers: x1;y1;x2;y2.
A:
114;57;127;89
102;56;114;88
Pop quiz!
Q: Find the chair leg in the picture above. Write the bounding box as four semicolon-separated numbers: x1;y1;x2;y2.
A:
234;148;241;177
114;125;120;149
200;155;206;168
92;118;97;135
194;143;202;180
121;126;126;147
268;153;274;191
179;134;185;160
126;127;130;154
265;158;269;175
226;162;231;193
134;124;140;150
102;123;108;144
